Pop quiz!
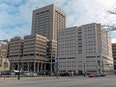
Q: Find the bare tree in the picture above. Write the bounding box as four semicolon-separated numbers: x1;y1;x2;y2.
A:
103;24;116;32
108;8;116;15
103;8;116;32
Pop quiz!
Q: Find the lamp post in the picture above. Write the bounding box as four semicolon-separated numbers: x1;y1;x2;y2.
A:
18;51;21;80
56;60;58;78
102;61;104;74
50;41;53;74
83;62;85;77
56;38;59;79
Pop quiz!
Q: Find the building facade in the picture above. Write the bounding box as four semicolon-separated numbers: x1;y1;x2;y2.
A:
0;58;10;71
23;34;48;72
0;40;8;58
31;4;63;73
32;4;66;41
0;41;10;71
9;37;24;70
112;43;116;72
58;23;114;75
9;34;49;72
8;4;64;73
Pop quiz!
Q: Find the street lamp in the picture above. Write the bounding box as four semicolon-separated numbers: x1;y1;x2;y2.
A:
56;59;58;78
18;52;21;80
83;62;86;77
50;41;53;74
56;38;59;79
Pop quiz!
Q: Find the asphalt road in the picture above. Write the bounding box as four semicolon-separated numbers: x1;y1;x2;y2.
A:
0;75;116;87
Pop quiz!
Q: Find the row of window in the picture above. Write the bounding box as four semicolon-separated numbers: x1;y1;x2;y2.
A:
59;65;97;68
59;65;76;67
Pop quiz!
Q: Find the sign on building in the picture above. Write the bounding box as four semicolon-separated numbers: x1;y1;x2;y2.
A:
4;62;8;68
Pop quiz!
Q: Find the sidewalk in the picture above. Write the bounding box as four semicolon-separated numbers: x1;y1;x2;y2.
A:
0;76;86;82
0;76;60;81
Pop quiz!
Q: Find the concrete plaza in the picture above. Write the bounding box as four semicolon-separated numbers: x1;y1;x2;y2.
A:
0;75;116;87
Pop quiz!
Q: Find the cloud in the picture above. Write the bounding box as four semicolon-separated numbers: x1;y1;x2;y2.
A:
0;0;33;40
112;38;116;43
0;0;116;43
0;0;26;7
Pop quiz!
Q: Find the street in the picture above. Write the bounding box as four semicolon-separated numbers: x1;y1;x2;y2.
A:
0;75;116;87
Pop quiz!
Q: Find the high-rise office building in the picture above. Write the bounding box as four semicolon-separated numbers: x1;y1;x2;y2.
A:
58;23;114;75
32;4;66;41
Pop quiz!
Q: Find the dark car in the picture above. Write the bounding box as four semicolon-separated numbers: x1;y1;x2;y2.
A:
1;71;11;75
60;73;70;76
100;74;106;77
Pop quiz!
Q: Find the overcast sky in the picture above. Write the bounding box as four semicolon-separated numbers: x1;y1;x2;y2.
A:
0;0;116;43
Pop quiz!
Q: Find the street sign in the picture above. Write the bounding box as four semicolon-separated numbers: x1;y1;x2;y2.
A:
4;62;8;68
54;62;58;68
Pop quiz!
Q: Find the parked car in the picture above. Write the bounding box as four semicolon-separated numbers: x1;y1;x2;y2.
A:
88;73;106;77
100;73;106;77
32;72;38;76
88;73;96;77
1;71;11;75
24;72;38;76
59;73;70;76
95;73;101;77
37;72;45;75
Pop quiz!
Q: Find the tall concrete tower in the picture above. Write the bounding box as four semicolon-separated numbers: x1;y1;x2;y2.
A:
32;4;66;41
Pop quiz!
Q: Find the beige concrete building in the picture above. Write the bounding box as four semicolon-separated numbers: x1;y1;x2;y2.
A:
8;4;64;73
9;37;24;70
112;43;116;72
58;23;114;75
23;34;48;72
32;4;66;41
9;34;49;72
31;4;63;72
